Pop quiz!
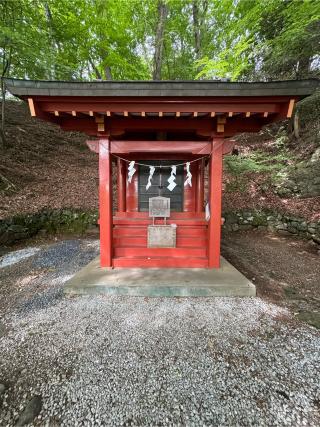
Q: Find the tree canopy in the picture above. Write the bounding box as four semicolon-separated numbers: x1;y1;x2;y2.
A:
1;0;320;82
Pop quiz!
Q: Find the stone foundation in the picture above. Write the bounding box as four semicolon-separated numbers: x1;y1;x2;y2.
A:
223;210;320;244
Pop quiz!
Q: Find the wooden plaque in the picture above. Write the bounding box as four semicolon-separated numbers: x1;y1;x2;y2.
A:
149;196;170;218
147;225;176;248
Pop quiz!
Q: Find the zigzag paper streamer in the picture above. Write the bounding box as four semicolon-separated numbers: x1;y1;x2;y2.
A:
127;161;136;183
184;162;192;187
146;166;155;190
167;165;177;192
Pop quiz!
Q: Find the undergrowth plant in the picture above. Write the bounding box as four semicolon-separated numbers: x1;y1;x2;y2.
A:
224;151;290;176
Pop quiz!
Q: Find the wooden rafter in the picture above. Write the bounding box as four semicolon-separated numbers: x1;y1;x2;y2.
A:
287;99;295;118
28;98;36;116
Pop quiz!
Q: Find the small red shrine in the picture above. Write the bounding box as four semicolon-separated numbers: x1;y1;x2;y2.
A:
6;78;318;269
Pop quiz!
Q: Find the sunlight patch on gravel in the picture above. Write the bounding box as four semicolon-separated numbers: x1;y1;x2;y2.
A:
83;240;100;249
0;247;41;268
0;296;319;426
49;274;75;286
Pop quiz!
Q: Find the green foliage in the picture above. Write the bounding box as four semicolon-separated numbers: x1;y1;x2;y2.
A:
1;0;319;82
195;36;254;80
225;178;248;193
224;151;290;176
194;0;320;81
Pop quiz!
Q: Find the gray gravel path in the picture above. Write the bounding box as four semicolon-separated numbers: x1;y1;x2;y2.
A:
0;239;319;426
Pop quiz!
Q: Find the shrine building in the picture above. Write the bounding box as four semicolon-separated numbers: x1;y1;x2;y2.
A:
5;79;319;272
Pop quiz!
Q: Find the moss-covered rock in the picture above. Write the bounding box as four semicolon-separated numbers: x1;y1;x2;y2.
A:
296;90;320;129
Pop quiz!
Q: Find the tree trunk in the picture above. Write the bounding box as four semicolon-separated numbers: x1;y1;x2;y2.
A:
104;66;112;80
0;77;6;149
296;57;310;79
192;1;201;59
293;111;300;139
153;0;168;80
89;58;102;80
0;56;10;149
44;2;60;79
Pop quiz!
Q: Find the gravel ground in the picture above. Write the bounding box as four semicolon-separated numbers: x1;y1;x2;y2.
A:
0;239;319;426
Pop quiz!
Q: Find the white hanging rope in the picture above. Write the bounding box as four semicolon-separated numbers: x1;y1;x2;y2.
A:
167;165;177;192
146;166;155;190
117;139;225;186
113;153;209;168
127;160;136;183
184;162;192;187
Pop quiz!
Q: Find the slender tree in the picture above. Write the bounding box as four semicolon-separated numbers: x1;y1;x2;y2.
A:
153;0;168;80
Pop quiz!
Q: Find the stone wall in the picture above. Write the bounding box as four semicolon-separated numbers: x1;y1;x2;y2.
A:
275;153;320;198
223;210;320;244
1;208;319;247
0;209;98;245
274;90;320;198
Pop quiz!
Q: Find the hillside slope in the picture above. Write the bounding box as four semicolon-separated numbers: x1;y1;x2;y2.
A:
0;99;319;221
0;101;98;219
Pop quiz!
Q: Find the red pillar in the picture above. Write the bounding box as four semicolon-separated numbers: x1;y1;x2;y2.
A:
208;138;223;268
196;158;205;212
117;158;126;212
99;138;113;267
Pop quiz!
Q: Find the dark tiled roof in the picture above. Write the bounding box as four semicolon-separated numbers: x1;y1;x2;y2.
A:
5;78;320;98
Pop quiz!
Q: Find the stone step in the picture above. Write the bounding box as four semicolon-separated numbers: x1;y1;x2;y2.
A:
114;247;207;258
113;236;207;247
113;256;208;268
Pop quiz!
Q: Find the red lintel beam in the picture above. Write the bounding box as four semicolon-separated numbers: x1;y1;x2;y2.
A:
61;117;213;132
63;116;266;138
110;141;211;154
39;101;281;114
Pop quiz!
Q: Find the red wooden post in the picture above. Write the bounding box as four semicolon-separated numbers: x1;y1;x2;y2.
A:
117;158;126;212
196;158;205;212
99;138;113;267
184;162;197;212
208;138;224;268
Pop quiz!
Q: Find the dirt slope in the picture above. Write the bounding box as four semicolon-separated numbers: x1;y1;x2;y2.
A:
0;101;98;219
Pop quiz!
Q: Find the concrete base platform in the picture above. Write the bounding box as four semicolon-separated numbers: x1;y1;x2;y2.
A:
64;257;256;297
